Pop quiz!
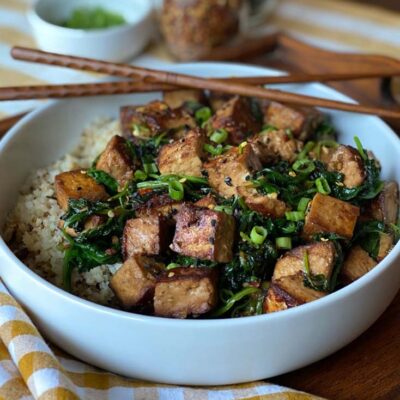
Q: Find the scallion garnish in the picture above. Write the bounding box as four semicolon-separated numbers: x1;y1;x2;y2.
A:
168;180;184;201
285;211;305;222
297;197;310;212
297;141;316;160
315;177;331;195
210;128;228;144
250;226;268;245
292;159;315;174
275;237;292;249
134;170;147;181
195;107;212;125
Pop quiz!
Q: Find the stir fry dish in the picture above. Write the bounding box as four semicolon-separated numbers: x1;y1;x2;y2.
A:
54;90;399;319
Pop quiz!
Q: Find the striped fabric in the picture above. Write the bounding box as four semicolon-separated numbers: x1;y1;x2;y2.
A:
0;0;400;118
0;281;325;400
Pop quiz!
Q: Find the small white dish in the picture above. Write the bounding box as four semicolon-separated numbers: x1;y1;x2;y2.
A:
0;63;399;385
28;0;154;62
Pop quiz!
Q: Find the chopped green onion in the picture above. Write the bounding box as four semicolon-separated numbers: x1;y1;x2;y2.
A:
292;159;315;174
195;107;212;125
250;226;268;245
143;162;158;174
354;136;367;161
134;170;147;181
210;128;228;144
285;211;305;221
132;123;150;138
315;177;331;195
137;181;168;190
166;263;180;270
168;180;184;201
297;141;316;160
183;175;208;185
297;197;310;212
238;141;248;154
214;205;233;215
276;237;292;249
303;250;310;275
240;231;252;244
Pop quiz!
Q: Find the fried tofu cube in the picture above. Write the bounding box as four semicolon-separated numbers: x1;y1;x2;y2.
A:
341;245;377;283
170;205;235;263
303;193;360;239
163;89;206;110
327;145;365;188
120;101;195;140
123;215;172;259
194;194;217;209
154;267;218;318
110;256;164;309
208;91;234;112
273;241;337;281
264;273;327;313
377;232;393;261
157;128;205;177
366;181;399;224
261;101;323;140
135;194;183;220
96;135;135;186
249;129;303;164
204;145;262;198
210;96;261;145
54;170;108;211
237;186;287;218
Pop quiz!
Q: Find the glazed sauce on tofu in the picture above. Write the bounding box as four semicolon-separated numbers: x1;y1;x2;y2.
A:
54;92;399;319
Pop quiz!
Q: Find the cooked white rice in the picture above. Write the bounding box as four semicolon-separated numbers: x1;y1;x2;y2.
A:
2;118;124;305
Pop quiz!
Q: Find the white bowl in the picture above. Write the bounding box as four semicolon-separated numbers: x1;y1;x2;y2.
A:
28;0;154;62
0;63;399;385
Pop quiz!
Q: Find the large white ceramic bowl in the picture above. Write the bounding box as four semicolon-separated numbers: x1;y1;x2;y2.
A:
28;0;154;62
0;63;399;385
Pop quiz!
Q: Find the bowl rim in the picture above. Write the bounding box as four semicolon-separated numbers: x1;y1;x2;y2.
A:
0;61;399;327
28;0;153;37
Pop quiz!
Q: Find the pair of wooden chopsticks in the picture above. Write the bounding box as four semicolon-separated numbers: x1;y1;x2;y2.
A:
2;46;400;119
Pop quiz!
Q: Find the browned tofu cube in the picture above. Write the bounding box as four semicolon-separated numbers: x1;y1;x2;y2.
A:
154;267;218;318
170;205;235;263
110;256;164;309
54;170;108;211
366;181;399;224
135;194;183;220
327;145;365;188
204;145;262;198
261;101;323;140
303;193;360;239
264;273;327;313
163;89;206;109
120;101;196;140
377;232;393;261
249;129;303;164
273;241;337;281
208;91;234;112
341;246;377;283
237;186;287;218
194;194;217;209
157;128;205;177
96;135;135;187
123;215;172;259
210;96;261;145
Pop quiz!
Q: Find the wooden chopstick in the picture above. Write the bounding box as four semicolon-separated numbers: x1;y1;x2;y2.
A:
0;81;172;101
0;111;28;138
10;47;400;119
3;69;400;102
